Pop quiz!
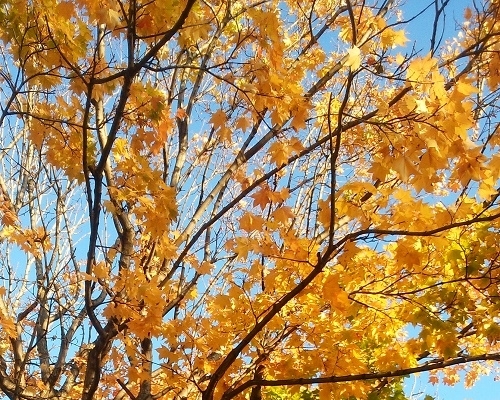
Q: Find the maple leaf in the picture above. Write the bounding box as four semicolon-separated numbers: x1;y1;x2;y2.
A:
268;141;289;166
392;156;419;182
455;79;478;96
210;109;231;142
157;346;172;360
414;98;428;113
251;187;271;209
218;126;232;143
345;46;361;69
209;109;227;130
235;116;251;131
478;175;498;200
93;262;109;280
1;208;18;226
195;261;214;275
268;138;304;167
271;206;294;224
406;54;438;82
239;212;265;232
97;8;121;29
290;102;310;131
380;28;409;48
0;312;17;338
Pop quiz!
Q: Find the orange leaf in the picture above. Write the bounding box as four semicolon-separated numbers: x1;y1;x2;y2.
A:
209;109;227;130
239;212;265;232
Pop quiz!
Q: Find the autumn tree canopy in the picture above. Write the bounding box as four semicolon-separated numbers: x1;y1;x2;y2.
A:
1;0;500;399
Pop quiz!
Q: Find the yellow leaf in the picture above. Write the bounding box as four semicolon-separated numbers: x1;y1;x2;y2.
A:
478;175;498;200
268;138;304;167
239;212;265;232
218;126;232;143
406;54;437;82
268;141;289;166
251;187;271;209
345;46;361;70
271;206;294;223
196;261;214;275
322;273;350;312
290;102;310;131
414;98;428;113
157;346;178;361
209;109;227;130
396;53;405;65
381;28;409;48
392;156;418;182
81;272;98;282
235;116;252;131
0;313;17;338
288;136;305;153
225;237;251;260
420;148;444;172
338;240;362;266
340;181;378;200
94;262;109;280
97;8;121;29
455;79;479;96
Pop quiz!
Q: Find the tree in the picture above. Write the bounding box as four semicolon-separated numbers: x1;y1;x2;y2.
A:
0;0;499;399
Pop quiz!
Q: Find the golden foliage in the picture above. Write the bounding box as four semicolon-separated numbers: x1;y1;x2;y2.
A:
0;1;499;400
